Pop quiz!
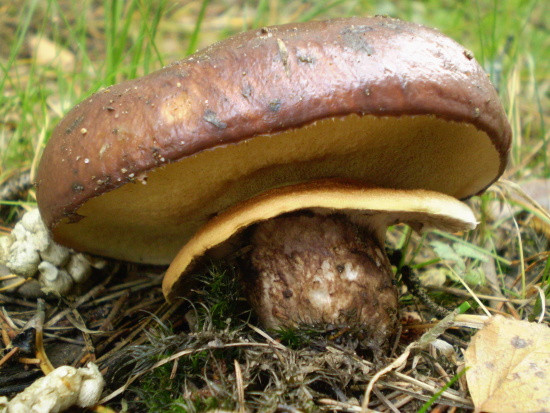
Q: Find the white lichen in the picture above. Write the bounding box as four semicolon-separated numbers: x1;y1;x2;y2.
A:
0;362;104;413
38;262;74;296
0;209;105;296
40;242;70;267
66;253;94;283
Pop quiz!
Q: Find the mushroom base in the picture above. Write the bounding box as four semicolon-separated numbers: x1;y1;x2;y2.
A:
242;213;399;347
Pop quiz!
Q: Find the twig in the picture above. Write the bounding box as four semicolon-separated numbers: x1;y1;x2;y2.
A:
0;293;39;308
391;372;472;406
390;394;414;410
0;346;18;368
44;273;113;328
374;380;473;409
0;309;18;342
234;359;246;413
169;358;178;380
24;299;55;375
372;386;401;413
361;342;415;411
0;277;30;292
98;291;128;331
85;277;162;307
361;308;462;411
95;300;184;364
427;285;531;305
93;324;135;356
534;285;546;323
43;333;86;345
0;274;19;281
318;398;383;413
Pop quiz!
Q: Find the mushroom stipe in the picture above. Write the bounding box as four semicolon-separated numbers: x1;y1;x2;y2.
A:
162;178;477;345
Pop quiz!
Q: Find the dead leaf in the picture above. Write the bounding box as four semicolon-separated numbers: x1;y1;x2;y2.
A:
465;315;550;413
419;268;447;287
520;179;550;212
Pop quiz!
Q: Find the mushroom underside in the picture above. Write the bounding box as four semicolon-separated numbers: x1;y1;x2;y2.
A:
163;180;477;342
48;114;497;265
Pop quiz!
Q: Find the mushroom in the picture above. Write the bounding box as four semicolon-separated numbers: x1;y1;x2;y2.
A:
35;17;511;343
164;179;477;346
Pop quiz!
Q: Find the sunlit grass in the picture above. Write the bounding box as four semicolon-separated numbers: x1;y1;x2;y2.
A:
1;0;547;178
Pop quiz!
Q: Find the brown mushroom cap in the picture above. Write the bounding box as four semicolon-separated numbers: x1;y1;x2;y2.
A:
163;179;477;302
36;16;510;264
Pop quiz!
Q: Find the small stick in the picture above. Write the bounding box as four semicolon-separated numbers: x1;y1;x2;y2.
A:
0;274;19;281
45;273;113;328
234;360;246;413
18;356;41;365
0;277;30;292
98;291;129;332
361;308;462;411
373;386;401;413
0;310;18;344
33;300;56;374
0;347;19;368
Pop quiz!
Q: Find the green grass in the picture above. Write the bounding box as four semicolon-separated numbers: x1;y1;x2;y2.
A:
1;0;547;179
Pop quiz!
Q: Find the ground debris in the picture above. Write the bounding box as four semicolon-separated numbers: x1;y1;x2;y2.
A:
0;209;105;296
0;362;104;413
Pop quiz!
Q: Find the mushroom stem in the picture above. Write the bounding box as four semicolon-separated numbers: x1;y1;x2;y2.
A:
241;213;399;345
163;180;478;346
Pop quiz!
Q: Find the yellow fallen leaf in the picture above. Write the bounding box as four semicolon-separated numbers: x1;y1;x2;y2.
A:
465;315;550;413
